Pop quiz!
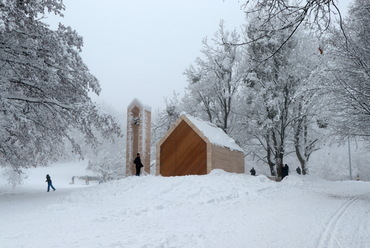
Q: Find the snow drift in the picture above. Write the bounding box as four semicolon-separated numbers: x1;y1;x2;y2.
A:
1;164;370;248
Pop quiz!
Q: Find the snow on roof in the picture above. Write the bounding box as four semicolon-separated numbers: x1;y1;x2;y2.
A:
127;98;151;112
183;113;244;153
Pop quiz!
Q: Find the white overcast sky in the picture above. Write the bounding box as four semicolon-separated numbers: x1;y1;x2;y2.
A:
45;0;351;113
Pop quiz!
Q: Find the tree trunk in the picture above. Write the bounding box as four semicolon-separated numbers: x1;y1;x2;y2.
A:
268;162;276;176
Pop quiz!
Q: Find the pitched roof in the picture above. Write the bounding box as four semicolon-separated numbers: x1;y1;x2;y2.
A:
127;98;151;112
182;113;244;152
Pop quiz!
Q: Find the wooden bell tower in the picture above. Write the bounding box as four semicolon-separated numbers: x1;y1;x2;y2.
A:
126;99;151;176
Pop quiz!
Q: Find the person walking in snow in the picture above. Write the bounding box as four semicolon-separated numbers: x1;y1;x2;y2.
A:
46;174;56;192
282;164;289;179
296;167;301;175
134;153;143;176
250;167;256;176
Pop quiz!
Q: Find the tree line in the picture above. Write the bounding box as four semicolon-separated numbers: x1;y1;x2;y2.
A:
1;0;368;184
152;0;369;177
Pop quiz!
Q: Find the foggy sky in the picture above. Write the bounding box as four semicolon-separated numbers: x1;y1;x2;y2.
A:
46;0;351;113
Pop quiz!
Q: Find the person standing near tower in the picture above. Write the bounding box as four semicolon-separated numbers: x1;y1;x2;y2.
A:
134;153;143;176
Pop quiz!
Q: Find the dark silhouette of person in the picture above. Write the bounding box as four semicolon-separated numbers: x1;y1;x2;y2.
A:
282;164;289;179
46;174;56;192
250;167;256;176
133;153;143;176
296;167;301;175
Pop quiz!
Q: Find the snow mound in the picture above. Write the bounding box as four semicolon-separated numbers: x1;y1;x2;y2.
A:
209;169;230;176
2;163;370;248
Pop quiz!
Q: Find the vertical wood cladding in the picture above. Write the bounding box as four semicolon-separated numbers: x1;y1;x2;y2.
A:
160;120;207;176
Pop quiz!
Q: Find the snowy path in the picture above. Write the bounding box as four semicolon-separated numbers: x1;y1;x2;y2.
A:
317;192;370;248
1;171;370;248
317;195;361;248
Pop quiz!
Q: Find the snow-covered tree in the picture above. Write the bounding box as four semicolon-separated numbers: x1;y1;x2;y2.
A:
151;92;182;161
0;1;121;176
238;14;302;176
184;22;244;134
288;33;332;175
235;0;368;175
238;13;328;176
86;103;125;181
239;0;346;57
326;0;370;140
87;146;124;182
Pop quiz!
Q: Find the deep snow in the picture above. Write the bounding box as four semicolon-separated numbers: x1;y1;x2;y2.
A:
1;162;370;248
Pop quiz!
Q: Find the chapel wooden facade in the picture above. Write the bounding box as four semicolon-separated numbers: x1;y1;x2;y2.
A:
156;114;244;176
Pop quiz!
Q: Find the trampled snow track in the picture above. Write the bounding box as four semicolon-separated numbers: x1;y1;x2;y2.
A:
317;195;363;248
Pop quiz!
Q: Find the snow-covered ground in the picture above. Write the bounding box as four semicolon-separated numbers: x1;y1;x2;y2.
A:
1;162;370;248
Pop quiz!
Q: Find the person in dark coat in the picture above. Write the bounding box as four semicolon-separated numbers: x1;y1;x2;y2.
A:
46;174;56;192
282;164;289;179
296;167;301;175
133;153;143;176
250;167;256;176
